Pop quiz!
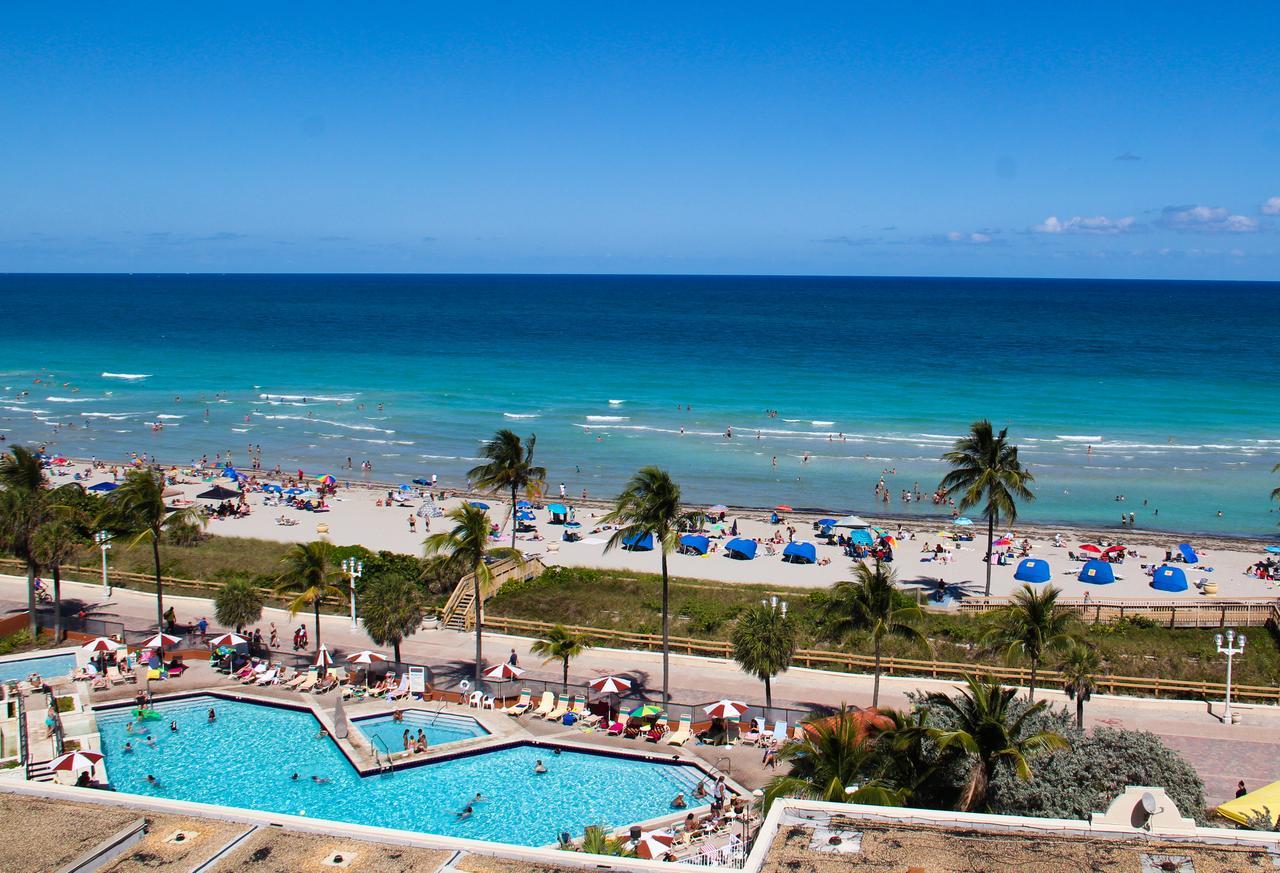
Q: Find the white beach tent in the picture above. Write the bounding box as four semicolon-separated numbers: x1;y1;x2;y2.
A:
833;515;871;529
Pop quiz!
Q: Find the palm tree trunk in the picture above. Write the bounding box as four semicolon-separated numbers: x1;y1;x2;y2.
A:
1076;694;1084;730
764;675;772;709
872;636;882;707
562;659;569;693
313;600;321;648
151;531;165;631
1029;659;1038;702
511;486;518;550
984;512;995;597
394;640;402;664
961;763;989;812
52;565;63;643
660;551;670;706
473;572;483;685
25;562;37;637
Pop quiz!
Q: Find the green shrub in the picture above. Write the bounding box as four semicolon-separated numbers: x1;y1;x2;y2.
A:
0;630;35;656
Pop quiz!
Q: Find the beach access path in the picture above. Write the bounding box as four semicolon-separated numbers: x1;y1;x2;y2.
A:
4;572;1278;808
63;465;1280;600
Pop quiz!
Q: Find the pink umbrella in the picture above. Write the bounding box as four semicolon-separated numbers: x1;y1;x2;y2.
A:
634;831;674;860
993;537;1013;547
208;632;247;648
49;750;104;773
704;699;749;719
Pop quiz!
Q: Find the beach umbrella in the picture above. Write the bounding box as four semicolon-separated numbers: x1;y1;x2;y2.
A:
81;637;118;653
850;529;875;547
834;515;870;529
1266;546;1280;555
1152;565;1189;593
346;650;390;666
816;518;838;527
48;750;104;774
516;500;532;508
725;538;757;560
782;541;817;564
482;662;526;681
589;675;632;695
633;831;675;860
1078;544;1102;554
318;474;336;486
621;532;654;551
1178;543;1199;564
708;504;728;513
704;699;749;719
140;632;181;650
952;517;974;526
993;537;1013;547
1078;560;1116;584
412;477;430;486
1014;558;1052;584
207;632;247;647
679;534;709;556
283;487;303;495
87;481;117;492
1102;545;1126;557
775;504;793;512
628;703;664;719
196;484;240;500
470;501;490;509
314;644;334;668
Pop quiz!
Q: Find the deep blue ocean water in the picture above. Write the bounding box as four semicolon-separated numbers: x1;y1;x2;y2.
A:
2;274;1278;536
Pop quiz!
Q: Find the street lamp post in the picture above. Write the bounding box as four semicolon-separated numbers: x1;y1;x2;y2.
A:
342;557;364;631
761;595;788;617
94;531;112;597
1215;628;1246;725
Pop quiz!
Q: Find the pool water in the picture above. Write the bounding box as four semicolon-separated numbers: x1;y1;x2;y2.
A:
95;695;703;846
0;651;77;685
354;710;489;753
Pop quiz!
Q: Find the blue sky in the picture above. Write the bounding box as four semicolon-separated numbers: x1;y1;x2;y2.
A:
2;4;1278;278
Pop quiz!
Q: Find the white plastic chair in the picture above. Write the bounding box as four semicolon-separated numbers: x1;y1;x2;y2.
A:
482;695;496;709
467;690;483;708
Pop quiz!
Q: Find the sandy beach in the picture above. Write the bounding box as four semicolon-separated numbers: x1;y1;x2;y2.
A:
59;461;1280;601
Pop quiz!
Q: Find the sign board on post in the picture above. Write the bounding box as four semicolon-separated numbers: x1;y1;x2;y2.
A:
408;665;426;697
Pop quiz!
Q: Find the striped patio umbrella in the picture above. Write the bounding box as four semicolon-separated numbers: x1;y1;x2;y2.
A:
346;650;389;666
140;632;182;650
208;632;247;648
48;751;104;773
633;831;674;860
80;637;118;653
589;675;632;695
482;662;526;681
628;703;664;719
314;644;334;667
703;699;749;719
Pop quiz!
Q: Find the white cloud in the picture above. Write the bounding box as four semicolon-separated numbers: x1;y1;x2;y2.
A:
1262;196;1280;216
1157;204;1259;233
1031;215;1137;235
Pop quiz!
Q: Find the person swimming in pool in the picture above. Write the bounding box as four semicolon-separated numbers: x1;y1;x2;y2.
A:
145;774;160;787
533;759;547;774
207;708;216;723
311;775;329;784
123;741;134;753
456;804;474;820
169;720;179;733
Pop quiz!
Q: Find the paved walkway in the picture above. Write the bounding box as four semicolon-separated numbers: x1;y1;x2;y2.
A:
5;572;1278;806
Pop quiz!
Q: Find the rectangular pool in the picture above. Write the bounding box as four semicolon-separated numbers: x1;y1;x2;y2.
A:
0;651;77;685
95;694;704;847
353;709;489;753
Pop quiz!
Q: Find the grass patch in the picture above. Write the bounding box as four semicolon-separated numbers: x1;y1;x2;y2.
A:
54;696;75;713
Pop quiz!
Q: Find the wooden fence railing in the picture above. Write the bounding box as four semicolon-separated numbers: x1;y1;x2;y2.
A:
441;556;547;630
482;614;1280;704
946;595;1280;628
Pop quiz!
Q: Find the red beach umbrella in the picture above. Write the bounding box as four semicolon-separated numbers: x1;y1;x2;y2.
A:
704;699;750;719
634;831;675;860
140;632;182;649
1078;544;1102;554
208;632;247;648
49;751;104;773
775;504;793;512
482;662;526;681
589;675;632;694
80;637;118;653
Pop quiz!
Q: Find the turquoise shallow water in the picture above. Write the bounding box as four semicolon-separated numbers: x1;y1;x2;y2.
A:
95;694;702;846
354;709;489;752
2;274;1279;535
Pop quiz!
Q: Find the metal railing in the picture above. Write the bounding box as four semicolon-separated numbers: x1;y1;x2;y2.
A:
16;692;30;780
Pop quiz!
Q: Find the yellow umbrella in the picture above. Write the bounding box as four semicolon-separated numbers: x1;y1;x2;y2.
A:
1216;780;1280;826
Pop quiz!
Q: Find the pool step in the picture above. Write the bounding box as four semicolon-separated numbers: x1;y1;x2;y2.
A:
27;760;55;783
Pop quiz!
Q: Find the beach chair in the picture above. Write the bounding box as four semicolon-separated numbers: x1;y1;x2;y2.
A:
482;695;496;709
566;694;587;717
231;661;257;680
504;688;533;716
742;717;765;745
576;712;603;731
769;720;788;744
254;667;280;685
664;713;694;746
644;722;669;742
530;691;556;718
295;670;320;693
240;662;270;683
605;720;625;736
467;690;484;708
387;673;411;701
284;668;313;690
544;693;571;721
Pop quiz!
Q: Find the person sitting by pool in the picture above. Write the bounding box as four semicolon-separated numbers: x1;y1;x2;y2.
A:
693;780;708;799
415;729;429;752
456;803;474;820
533;759;548;774
392;708;404;722
671;792;688;809
76;770;92;788
402;729;411;752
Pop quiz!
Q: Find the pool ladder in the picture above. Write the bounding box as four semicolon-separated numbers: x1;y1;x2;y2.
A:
426;700;450;726
371;735;394;775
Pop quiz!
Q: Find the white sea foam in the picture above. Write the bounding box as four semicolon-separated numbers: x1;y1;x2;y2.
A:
586;415;629;422
503;413;540;419
80;412;139;419
252;412;393;434
1055;435;1102;442
608;399;625;406
258;393;356;403
155;414;184;420
46;396;99;403
811;420;835;427
101;372;151;381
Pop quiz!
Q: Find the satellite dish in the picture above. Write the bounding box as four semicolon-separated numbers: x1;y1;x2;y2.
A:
1141;792;1158;815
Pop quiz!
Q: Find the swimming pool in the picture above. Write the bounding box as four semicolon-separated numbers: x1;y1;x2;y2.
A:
0;651;77;685
95;695;703;847
354;709;489;753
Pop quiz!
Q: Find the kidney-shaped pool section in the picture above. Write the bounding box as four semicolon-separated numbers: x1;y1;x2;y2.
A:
95;695;703;847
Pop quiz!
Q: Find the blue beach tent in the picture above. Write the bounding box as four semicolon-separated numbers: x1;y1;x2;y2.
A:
1151;565;1188;592
782;542;817;564
469;501;489;510
817;518;838;528
1078;560;1116;584
548;503;569;523
850;529;875;547
726;538;757;560
1178;543;1198;564
622;532;654;551
1014;558;1051;584
516;500;532;508
87;481;117;492
679;535;709;556
412;477;430;486
1267;546;1280;555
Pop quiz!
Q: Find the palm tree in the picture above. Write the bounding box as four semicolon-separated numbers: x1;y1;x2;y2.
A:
821;561;927;707
31;517;86;643
360;574;425;663
602;466;699;706
984;584;1078;701
275;541;345;648
731;601;797;708
423;503;524;685
100;467;202;631
532;625;592;692
468;430;547;549
214;577;264;633
939;420;1036;596
1058;642;1100;730
0;445;56;635
926;675;1068;811
876;707;942;802
574;824;635;857
763;706;907;809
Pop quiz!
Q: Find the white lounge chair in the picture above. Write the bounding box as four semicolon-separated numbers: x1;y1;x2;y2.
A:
504;688;533;716
530;690;556;718
664;713;694;746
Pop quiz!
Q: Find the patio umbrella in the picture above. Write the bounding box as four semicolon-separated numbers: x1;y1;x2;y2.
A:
470;501;490;509
1102;545;1126;557
318;474;336;486
816;518;838;527
196;484;240;500
633;832;674;861
207;632;247;647
87;481;117;492
590;675;632;720
482;662;526;681
140;632;181;650
347;650;389;666
704;699;749;719
833;515;870;528
81;637;118;653
314;644;334;669
628;703;664;719
48;750;104;774
775;504;793;512
1078;544;1102;554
